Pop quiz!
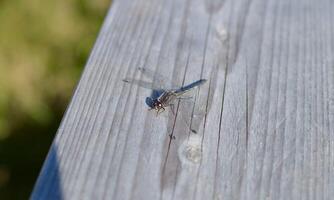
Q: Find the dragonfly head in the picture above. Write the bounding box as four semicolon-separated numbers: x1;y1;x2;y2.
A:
153;101;163;109
153;100;165;114
146;97;165;114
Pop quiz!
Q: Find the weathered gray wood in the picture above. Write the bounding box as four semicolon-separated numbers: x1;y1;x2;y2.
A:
31;0;334;199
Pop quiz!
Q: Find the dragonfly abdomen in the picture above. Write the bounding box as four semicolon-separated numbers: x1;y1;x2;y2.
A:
175;79;207;94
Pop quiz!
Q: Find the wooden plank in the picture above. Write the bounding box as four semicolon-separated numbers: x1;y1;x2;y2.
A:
31;0;334;199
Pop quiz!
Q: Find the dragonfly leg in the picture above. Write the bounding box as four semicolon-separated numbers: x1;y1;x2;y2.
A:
159;107;165;114
156;107;165;115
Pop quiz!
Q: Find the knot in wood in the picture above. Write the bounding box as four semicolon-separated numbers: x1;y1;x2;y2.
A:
179;135;202;164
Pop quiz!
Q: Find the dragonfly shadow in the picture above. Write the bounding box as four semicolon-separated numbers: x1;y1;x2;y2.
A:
31;144;63;199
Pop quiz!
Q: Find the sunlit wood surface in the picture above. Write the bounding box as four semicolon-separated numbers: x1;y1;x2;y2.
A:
31;0;334;199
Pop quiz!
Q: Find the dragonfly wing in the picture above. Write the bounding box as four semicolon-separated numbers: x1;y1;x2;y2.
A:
138;67;168;87
138;67;181;89
123;78;162;90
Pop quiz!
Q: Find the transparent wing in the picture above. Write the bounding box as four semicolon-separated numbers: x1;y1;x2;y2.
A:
138;67;181;89
138;67;167;88
168;96;207;134
123;78;162;90
175;79;208;133
178;98;207;134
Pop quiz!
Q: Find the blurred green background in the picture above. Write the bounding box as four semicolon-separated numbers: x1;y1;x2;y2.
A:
0;0;110;199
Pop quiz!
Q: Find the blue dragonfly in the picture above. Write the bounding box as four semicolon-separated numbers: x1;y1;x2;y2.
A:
123;68;207;115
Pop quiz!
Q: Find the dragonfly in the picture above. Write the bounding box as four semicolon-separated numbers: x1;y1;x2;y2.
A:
123;68;207;115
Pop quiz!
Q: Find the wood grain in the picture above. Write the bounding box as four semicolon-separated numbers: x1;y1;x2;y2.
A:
31;0;334;199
